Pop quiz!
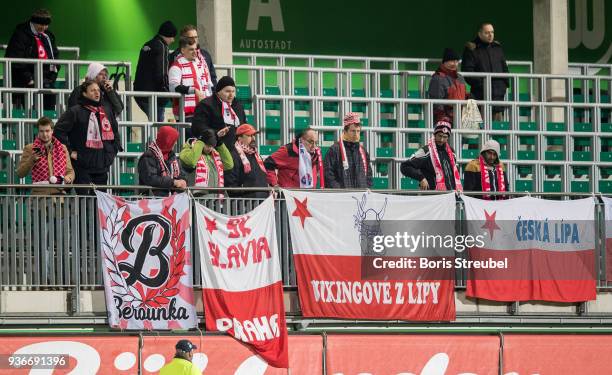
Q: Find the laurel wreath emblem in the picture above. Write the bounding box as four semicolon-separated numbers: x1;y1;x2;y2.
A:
101;204;187;309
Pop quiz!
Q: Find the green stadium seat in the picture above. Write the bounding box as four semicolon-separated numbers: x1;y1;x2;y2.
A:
544;136;564;161
265;86;280;95
462;149;478;159
294;100;311;111
323;102;339;112
492;121;510;130
376;163;388;175
380;118;397;127
1;140;16;150
0;171;7;184
259;145;279;156
518;136;536;160
323;132;336;142
120;173;135;185
294;116;310;128
323;88;338;96
376;147;394;158
401;177;418;190
351;103;367;113
126;143;143;153
265;130;281;141
601;138;612;162
323;117;340;126
572;137;592;161
407;120;426;128
519;121;537;131
571;166;591;193
573;122;592;132
380;103;395;114
405;148;418;157
294;87;309;96
236;86;252;100
546;122;566;132
599;167;612;194
372;177;389;189
602;123;612;132
265;116;281;129
380;89;394;98
515;165;534;192
352;89;366;97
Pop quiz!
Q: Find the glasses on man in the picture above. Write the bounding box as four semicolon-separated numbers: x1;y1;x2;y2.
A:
303;138;318;146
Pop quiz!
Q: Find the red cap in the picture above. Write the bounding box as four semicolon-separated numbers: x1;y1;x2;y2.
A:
236;124;259;136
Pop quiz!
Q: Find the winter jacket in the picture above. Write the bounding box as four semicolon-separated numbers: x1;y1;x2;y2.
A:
463;159;509;199
461;37;509;101
54;97;122;174
178;140;234;187
191;95;246;148
137;151;185;196
169;47;218;88
428;65;468;122
400;144;458;190
5;22;59;88
134;35;171;99
264;140;323;188
67;86;124;117
323;140;372;189
225;147;270;198
16;142;75;195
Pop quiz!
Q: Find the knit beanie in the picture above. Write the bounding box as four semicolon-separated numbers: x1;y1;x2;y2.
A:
442;48;460;63
158;21;177;38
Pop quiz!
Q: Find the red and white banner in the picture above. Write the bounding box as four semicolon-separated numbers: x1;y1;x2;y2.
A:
0;336;139;374
195;197;289;368
603;196;612;281
283;190;457;321
96;191;197;330
326;334;499;374
503;334;612;374
142;335;321;374
463;195;596;302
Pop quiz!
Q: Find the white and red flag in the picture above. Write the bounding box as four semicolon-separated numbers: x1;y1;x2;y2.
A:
603;197;612;281
463;195;596;302
283;190;457;321
96;191;197;330
195;197;289;368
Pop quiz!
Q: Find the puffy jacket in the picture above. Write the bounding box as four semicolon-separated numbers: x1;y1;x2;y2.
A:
138;151;185;196
263;140;323;188
191;95;246;148
134;35;170;93
428;65;468;122
225;147;270;198
323;140;372;189
54;97;122;174
463;159;509;199
461;37;509;100
400;144;458;190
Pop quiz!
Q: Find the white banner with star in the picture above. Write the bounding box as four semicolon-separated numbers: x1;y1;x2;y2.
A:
194;196;289;368
462;195;596;302
283;189;457;321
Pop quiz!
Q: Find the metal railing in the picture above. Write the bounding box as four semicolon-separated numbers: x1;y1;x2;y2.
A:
217;64;612;104
249;94;612;193
233;51;612;77
1;44;80;60
0;188;609;291
0;57;131;91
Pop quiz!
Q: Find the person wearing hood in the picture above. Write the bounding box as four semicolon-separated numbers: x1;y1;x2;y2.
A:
401;121;462;191
134;20;177;122
178;129;233;191
264;127;325;189
463;139;509;199
5;8;59;110
462;23;509;120
323;112;372;189
138;126;187;196
54;80;122;187
68;62;124;116
428;48;468;123
225;124;270;199
191;76;246;148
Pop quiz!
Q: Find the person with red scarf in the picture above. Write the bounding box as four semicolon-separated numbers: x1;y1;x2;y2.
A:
464;139;509;200
226;124;270;198
401;121;462;191
428;48;468;123
191;76;246;147
5;8;60;110
323;112;372;189
16;117;74;195
138;126;187;196
264;128;325;189
55;80;122;188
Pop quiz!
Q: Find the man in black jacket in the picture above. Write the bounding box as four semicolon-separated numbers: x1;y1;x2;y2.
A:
191;76;246;148
461;23;509;120
324;112;372;189
5;9;60;110
401;121;462;191
168;24;217;89
134;21;177;122
226;124;269;199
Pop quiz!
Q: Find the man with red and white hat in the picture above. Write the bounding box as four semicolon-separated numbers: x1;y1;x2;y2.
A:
226;124;270;198
323;112;372;189
401;120;462;191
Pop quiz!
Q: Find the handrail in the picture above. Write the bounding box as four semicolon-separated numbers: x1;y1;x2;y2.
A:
1;44;80;59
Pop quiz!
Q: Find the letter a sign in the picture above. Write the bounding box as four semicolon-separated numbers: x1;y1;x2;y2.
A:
96;191;197;330
195;197;289;368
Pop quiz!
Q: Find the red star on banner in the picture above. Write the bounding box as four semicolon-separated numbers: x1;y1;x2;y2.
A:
292;197;312;228
481;209;501;240
205;216;217;235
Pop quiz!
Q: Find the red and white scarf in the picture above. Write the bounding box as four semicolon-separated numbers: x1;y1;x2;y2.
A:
479;156;506;200
427;137;462;191
338;139;368;175
221;100;240;126
171;55;210;117
235;141;265;174
148;141;180;178
195;50;213;96
195;149;225;188
84;104;114;149
298;139;325;189
31;137;67;183
34;35;48;59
